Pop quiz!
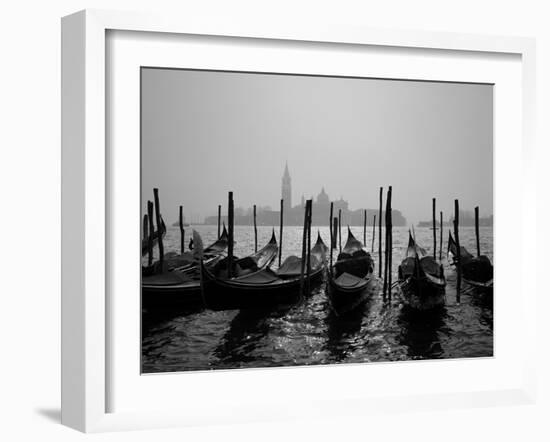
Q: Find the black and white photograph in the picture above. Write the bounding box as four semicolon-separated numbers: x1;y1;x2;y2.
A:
6;0;549;439
140;67;493;373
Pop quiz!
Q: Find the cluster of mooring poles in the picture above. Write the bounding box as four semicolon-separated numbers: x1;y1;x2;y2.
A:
141;188;171;272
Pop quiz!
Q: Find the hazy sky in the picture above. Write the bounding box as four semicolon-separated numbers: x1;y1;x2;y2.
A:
141;68;493;225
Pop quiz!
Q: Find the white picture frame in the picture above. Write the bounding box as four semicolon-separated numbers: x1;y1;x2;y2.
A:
61;9;537;433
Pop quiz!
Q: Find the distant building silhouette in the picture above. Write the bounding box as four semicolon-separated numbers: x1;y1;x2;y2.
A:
204;163;406;226
450;210;493;227
317;187;329;205
417;210;493;228
281;162;292;212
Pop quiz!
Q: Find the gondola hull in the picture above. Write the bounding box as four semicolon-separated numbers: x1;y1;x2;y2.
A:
447;232;493;293
327;228;375;315
142;280;204;310
328;274;375;315
141;229;275;310
464;278;493;290
463;277;494;301
202;233;328;311
202;266;325;311
399;275;446;311
141;255;223;310
397;233;446;311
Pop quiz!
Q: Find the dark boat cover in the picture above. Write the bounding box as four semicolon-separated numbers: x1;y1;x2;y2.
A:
142;269;195;286
230;268;282;284
334;228;373;278
211;230;278;278
448;231;493;283
399;232;444;281
334;272;366;288
276;233;326;277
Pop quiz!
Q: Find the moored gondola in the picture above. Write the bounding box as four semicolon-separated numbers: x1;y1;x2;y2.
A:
142;225;229;277
398;232;446;310
163;225;230;272
448;231;493;292
142;229;277;310
328;228;375;315
202;233;328;311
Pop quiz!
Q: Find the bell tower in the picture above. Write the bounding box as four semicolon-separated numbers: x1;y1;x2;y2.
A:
282;162;292;211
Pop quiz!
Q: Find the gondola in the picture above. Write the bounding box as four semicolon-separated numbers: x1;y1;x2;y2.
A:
447;232;493;292
202;233;328;311
142;229;277;310
142;224;230;276
163;225;230;272
328;228;375;315
141;217;167;256
397;232;446;310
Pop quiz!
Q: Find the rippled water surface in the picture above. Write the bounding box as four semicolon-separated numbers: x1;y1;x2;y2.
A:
142;225;493;373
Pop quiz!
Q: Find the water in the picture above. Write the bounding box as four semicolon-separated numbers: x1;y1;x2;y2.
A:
142;225;493;373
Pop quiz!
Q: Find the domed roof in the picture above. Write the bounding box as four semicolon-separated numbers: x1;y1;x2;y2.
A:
317;187;330;204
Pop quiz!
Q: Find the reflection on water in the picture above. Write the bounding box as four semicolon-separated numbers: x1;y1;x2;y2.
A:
142;225;493;373
213;309;274;366
397;306;448;359
324;297;372;363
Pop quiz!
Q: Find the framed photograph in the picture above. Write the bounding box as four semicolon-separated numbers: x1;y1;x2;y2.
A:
61;9;537;432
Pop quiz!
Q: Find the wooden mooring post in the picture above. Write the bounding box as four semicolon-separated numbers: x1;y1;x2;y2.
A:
253;204;258;253
432;198;437;259
329;202;334;271
378;187;383;278
143;214;148;244
179;205;185;254
454;199;461;302
147;201;154;267
217;205;221;238
363;209;367;246
227;192;234;279
299;200;309;296
338;209;342;253
306;200;312;294
279;199;284;267
153;188;164;270
387;187;393;302
332;218;338;250
439;211;443;261
475;206;480;257
383;187;392;302
371;214;376;253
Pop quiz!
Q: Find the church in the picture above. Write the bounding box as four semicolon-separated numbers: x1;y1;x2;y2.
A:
204;163;406;226
279;163;405;227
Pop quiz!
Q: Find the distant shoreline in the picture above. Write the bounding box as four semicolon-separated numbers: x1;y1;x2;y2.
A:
170;223;492;228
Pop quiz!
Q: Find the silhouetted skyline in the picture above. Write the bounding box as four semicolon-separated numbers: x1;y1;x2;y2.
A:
141;68;493;225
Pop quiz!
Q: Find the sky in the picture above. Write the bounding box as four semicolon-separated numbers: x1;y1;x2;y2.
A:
141;68;493;225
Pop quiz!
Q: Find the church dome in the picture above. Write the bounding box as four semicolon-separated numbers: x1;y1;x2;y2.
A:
317;187;330;204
